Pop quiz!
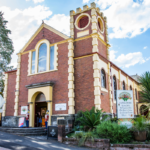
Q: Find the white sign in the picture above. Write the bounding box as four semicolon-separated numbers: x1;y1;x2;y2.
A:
0;95;5;113
21;106;28;114
117;90;134;118
55;103;66;111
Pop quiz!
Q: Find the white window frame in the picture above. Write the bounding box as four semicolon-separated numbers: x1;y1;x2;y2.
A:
28;39;58;76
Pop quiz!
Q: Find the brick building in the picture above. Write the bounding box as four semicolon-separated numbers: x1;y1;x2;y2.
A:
2;2;140;127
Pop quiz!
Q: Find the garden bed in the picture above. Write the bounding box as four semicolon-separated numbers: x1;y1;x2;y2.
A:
63;137;110;149
110;143;150;150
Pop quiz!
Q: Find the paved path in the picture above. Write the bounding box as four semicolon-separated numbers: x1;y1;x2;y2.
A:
0;131;95;150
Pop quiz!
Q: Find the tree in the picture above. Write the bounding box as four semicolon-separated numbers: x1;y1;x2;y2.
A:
138;72;150;103
138;72;150;117
0;12;14;97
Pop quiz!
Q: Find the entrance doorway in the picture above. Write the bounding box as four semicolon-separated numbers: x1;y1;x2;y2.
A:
34;93;47;127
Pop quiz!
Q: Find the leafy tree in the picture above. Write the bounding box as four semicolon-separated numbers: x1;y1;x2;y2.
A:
138;72;150;118
138;72;150;103
0;12;14;97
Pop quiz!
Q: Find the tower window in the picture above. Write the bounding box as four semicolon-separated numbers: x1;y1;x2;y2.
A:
78;16;89;28
97;16;104;33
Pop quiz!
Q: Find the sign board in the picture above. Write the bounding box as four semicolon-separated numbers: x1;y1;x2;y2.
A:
55;103;66;111
0;95;5;113
18;117;26;127
21;106;28;114
116;90;134;119
118;118;134;129
47;126;58;139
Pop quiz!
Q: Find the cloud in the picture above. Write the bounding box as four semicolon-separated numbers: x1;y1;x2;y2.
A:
83;0;90;3
45;14;70;36
95;0;150;39
0;5;70;68
109;50;149;68
26;0;44;4
143;46;147;49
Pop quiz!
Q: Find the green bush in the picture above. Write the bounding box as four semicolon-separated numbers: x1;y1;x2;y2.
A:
131;116;148;132
96;121;132;143
76;107;107;131
71;131;98;146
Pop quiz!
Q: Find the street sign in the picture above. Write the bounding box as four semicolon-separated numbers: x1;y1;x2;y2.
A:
116;90;134;119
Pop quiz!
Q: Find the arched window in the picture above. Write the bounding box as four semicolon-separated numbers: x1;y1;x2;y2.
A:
123;81;126;90
101;69;106;88
135;88;138;100
38;43;47;72
113;76;117;100
130;85;132;90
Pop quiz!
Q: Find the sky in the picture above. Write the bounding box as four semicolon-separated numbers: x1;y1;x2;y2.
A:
0;0;150;76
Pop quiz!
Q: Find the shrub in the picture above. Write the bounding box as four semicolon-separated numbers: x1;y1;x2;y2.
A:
71;131;98;146
96;121;132;143
76;107;107;131
131;116;148;132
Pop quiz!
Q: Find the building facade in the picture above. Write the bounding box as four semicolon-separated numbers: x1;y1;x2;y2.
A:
2;2;140;127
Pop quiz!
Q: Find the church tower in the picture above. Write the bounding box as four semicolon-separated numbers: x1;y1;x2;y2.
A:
70;2;111;112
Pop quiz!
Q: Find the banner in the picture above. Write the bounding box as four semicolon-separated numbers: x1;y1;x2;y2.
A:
116;90;134;119
0;95;5;113
18;117;26;127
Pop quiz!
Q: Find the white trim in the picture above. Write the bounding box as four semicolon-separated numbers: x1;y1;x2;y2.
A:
74;13;91;31
101;88;108;92
97;16;104;34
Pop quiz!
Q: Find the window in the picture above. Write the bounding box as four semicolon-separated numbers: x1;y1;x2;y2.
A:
50;46;55;70
123;81;125;90
130;85;132;90
101;69;106;88
38;43;47;73
135;89;137;100
113;76;117;100
31;51;36;74
97;16;104;33
78;16;89;28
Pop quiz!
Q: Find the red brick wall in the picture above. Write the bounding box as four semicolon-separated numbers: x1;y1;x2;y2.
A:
24;27;65;52
74;56;95;112
6;72;16;116
100;72;110;113
18;42;69;115
98;40;107;58
74;38;93;57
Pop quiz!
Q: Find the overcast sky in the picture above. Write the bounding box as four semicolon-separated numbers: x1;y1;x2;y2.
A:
0;0;150;76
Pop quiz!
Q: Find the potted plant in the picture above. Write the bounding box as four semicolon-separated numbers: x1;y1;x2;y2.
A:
131;116;148;141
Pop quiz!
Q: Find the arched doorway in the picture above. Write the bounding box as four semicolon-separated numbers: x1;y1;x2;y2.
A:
35;93;47;127
140;105;148;117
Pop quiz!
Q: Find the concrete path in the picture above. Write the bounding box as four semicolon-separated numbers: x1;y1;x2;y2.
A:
0;131;95;150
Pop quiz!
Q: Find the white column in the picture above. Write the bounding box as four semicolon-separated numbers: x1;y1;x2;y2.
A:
29;102;34;127
2;73;8;116
108;63;113;113
68;39;75;114
14;54;21;116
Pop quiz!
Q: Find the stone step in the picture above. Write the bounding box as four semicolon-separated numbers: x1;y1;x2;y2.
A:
0;127;47;136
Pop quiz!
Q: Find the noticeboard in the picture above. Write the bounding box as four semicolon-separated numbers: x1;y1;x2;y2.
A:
47;126;58;139
116;90;134;119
